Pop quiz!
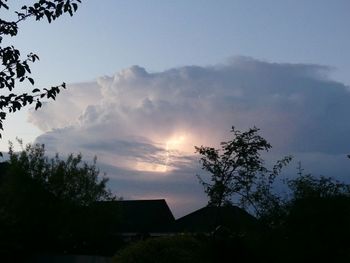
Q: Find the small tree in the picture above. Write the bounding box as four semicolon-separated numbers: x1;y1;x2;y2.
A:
195;127;291;216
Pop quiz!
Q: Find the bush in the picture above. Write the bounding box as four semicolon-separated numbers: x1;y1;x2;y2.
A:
113;235;206;263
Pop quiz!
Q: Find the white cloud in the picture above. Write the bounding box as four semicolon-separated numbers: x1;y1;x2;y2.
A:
27;81;102;131
28;57;350;217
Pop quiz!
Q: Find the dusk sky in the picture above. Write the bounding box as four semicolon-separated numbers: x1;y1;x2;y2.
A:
2;0;350;217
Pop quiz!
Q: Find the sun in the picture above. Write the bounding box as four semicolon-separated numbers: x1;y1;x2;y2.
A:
134;134;188;173
163;135;187;170
166;135;186;152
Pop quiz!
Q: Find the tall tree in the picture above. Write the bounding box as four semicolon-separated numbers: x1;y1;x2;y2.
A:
0;0;82;138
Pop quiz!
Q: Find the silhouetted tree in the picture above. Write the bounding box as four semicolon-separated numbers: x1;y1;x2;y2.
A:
0;0;82;138
195;126;291;216
276;174;350;262
7;140;115;205
0;141;118;257
261;170;350;228
287;173;350;200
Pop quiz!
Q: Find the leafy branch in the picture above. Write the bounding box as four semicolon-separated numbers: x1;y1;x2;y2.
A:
0;0;82;138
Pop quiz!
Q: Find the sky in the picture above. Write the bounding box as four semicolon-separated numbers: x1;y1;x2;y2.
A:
1;0;350;217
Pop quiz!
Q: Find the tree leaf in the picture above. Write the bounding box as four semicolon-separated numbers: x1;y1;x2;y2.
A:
28;77;35;85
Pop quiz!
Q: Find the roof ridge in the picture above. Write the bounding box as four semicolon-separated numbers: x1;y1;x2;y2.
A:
118;199;166;202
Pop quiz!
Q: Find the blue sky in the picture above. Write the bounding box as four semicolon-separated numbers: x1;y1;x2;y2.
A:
2;1;350;216
6;0;350;85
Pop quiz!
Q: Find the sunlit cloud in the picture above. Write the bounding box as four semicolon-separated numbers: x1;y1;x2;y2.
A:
28;57;350;216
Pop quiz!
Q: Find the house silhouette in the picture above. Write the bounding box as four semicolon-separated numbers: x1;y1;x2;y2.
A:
98;199;175;241
99;199;261;240
175;205;261;236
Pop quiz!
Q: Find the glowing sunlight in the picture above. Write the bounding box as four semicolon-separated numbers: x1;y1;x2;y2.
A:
134;134;189;173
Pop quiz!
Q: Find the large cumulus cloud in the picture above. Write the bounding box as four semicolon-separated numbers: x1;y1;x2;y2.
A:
28;57;350;217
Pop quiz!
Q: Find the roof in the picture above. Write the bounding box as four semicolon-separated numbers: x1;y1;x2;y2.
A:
98;199;175;233
175;205;261;234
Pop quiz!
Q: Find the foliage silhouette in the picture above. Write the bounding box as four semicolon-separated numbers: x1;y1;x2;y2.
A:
113;232;266;263
7;140;115;205
260;171;350;262
195;126;291;216
113;235;207;263
0;0;82;139
195;127;350;262
0;141;120;258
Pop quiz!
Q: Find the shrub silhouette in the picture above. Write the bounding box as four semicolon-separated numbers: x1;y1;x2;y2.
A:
113;236;206;263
